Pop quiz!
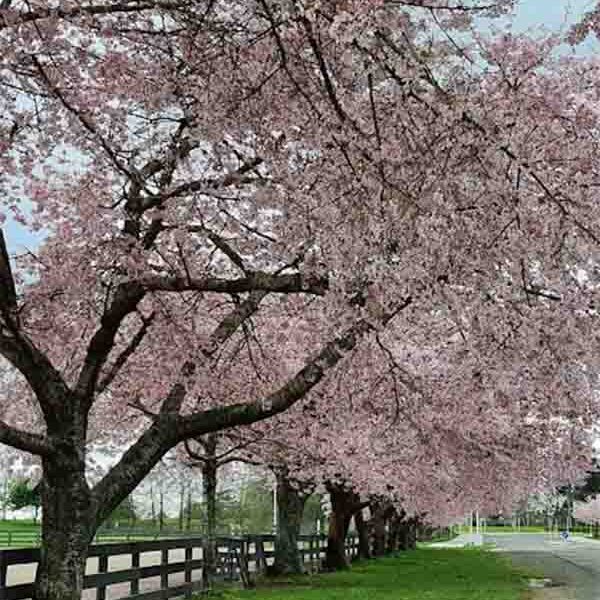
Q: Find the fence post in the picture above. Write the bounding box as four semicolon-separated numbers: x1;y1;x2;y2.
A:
161;547;169;590
228;539;235;581
96;554;109;600
131;549;140;596
255;537;267;575
0;551;7;590
184;545;193;599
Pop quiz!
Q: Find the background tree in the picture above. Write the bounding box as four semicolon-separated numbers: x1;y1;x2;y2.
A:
8;479;41;524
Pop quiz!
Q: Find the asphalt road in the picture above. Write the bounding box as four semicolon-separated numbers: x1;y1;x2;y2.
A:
486;533;600;599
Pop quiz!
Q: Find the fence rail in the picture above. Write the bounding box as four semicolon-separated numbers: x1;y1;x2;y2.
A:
0;530;204;548
0;534;359;600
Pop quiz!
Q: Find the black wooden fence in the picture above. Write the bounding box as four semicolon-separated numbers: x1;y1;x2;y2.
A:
0;534;359;600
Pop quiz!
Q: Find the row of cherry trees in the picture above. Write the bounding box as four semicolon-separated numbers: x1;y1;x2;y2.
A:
1;1;600;598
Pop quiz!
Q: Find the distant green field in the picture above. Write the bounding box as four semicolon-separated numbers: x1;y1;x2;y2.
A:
475;525;546;533
0;520;40;531
215;549;529;600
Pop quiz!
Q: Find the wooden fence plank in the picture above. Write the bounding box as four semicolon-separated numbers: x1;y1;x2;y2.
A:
0;534;359;600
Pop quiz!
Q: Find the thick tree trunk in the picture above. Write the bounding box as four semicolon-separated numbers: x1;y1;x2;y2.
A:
34;451;96;600
271;471;307;575
354;509;371;560
324;485;355;570
202;437;218;587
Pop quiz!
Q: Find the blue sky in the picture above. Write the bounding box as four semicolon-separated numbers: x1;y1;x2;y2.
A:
512;0;595;31
3;0;599;253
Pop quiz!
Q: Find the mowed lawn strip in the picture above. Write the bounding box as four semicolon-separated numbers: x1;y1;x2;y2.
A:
216;549;527;600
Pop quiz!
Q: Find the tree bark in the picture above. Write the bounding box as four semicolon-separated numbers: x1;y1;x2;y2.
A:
324;485;355;570
159;489;164;531
354;508;371;560
202;436;218;587
271;471;308;575
178;481;185;531
387;510;401;553
34;449;96;600
186;487;192;531
370;503;388;557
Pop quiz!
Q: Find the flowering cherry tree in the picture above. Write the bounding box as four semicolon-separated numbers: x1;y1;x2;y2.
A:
0;1;599;598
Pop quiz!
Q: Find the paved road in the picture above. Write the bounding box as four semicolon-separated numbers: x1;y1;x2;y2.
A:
486;533;600;600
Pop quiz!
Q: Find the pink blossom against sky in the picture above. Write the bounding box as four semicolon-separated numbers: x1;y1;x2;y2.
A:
1;0;595;254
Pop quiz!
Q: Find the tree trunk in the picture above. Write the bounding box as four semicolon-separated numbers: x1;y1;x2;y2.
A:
150;484;156;527
34;451;96;600
324;485;355;570
202;436;218;587
186;487;192;531
178;481;185;531
387;511;401;553
159;489;164;531
398;519;409;551
408;517;418;550
370;503;387;557
354;509;371;560
271;471;307;575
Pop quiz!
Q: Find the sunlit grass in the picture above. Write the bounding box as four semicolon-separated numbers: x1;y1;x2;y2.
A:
214;548;528;600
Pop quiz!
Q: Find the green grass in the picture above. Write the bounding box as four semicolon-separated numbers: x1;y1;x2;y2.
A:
474;526;546;533
0;520;40;531
214;549;528;600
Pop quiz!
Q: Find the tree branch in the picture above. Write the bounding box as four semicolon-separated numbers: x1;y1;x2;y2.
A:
75;282;145;403
0;1;188;30
0;420;55;457
96;312;155;395
0;229;17;314
141;156;263;207
138;272;328;296
176;297;412;440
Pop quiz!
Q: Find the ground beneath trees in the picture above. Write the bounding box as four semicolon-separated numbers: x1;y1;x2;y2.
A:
217;549;526;600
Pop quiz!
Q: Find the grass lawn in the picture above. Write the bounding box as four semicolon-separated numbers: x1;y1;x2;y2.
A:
216;549;529;600
481;526;546;534
0;520;40;531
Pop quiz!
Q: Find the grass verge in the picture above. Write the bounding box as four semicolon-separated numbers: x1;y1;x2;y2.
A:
213;548;528;600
